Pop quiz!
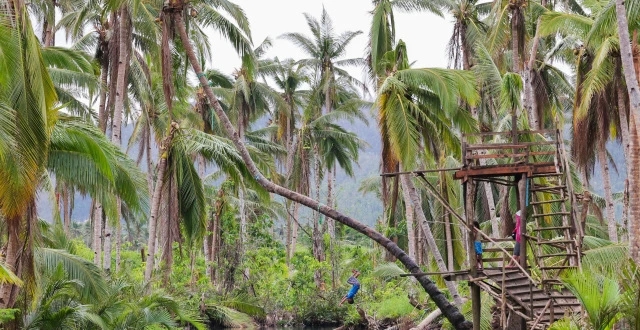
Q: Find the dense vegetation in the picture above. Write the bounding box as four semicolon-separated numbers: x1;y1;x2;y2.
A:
2;0;640;329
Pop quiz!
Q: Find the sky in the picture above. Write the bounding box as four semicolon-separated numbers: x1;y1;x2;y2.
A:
206;0;454;77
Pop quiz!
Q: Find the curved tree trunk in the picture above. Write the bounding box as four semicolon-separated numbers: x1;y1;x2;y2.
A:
615;0;640;262
174;14;470;328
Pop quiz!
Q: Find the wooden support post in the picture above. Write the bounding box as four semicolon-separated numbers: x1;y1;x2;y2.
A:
518;174;528;269
465;180;481;330
518;174;528;330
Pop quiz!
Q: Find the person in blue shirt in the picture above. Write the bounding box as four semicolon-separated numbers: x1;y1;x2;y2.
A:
339;269;361;305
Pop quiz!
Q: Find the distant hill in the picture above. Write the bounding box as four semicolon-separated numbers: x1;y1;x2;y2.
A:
37;113;386;227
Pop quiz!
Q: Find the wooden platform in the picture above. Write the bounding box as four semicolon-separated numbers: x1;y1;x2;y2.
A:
453;163;557;180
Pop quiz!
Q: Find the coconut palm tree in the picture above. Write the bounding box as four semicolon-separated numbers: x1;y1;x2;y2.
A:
0;5;148;308
281;8;366;241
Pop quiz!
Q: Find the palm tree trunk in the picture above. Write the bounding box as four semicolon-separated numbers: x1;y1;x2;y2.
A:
400;174;463;306
313;145;325;287
92;201;103;265
0;217;20;308
616;60;631;241
524;18;542;130
400;173;416;261
598;140;618;242
327;166;335;238
62;185;71;235
629;112;640;261
144;123;178;283
174;14;470;328
103;6;131;273
614;0;640;262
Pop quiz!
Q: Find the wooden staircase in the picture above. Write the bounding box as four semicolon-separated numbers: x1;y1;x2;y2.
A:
477;268;581;329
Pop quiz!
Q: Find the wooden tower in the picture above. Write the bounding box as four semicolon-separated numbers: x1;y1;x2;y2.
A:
454;129;584;329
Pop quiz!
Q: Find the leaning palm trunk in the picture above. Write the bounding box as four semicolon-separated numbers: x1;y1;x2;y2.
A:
144;123;178;283
615;0;640;262
173;13;470;328
598;141;618;242
400;174;463;306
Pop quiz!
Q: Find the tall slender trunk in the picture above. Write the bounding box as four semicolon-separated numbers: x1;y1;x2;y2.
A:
162;173;177;285
327;167;335;238
93;201;103;265
42;18;55;47
291;202;300;259
615;0;640;262
0;217;20;308
630;112;640;260
284;136;299;262
400;172;416;261
144;124;178;283
313;145;325;287
500;186;514;237
524;18;542;130
616;60;631;241
62;185;71;234
174;14;470;328
400;174;463;306
599;140;618;242
104;6;130;273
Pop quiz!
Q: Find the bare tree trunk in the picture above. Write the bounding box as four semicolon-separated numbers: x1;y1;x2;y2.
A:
400;172;416;261
629;112;640;261
599;140;618;242
313;146;325;287
290;202;300;259
284;136;299;262
327;166;335;238
400;174;463;306
238;185;247;252
93;201;103;265
0;217;20;308
144;124;178;284
104;6;131;273
174;14;470;328
62;185;71;235
524;18;542;130
115;215;121;272
617;60;631;242
500;186;514;237
615;0;640;263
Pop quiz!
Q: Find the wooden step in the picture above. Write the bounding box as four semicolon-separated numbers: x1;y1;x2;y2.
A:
538;252;577;258
529;172;563;178
536;239;575;245
508;287;545;296
531;226;572;231
539;266;576;270
480;248;513;254
530;198;567;205
532;212;570;218
530;185;567;192
481;257;510;263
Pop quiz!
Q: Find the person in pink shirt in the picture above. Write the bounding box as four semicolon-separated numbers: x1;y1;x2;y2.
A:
508;210;522;268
